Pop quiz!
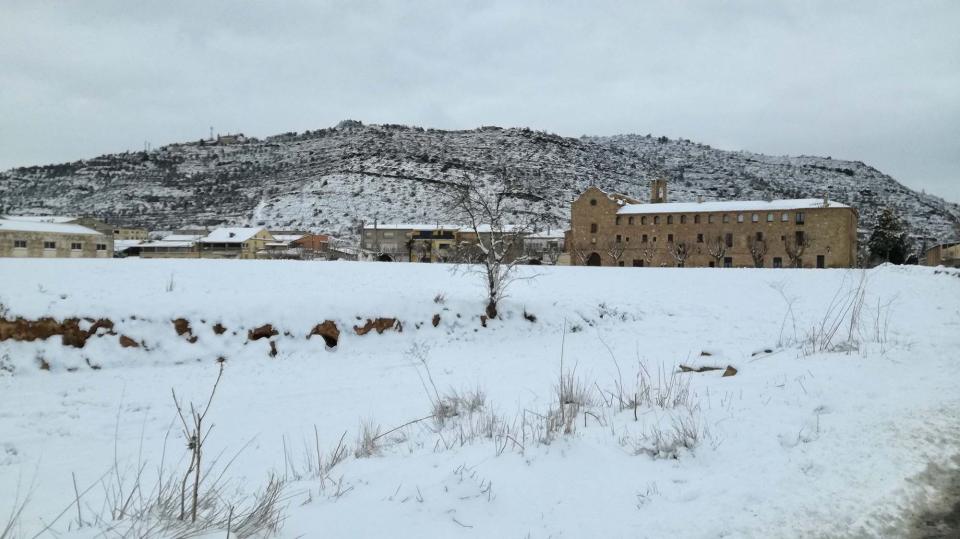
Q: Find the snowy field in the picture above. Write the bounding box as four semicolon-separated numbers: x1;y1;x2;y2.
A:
1;260;959;538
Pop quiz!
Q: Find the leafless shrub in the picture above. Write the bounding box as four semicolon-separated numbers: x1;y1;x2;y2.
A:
433;292;446;305
170;362;224;523
804;271;868;354
629;408;706;459
354;420;382;458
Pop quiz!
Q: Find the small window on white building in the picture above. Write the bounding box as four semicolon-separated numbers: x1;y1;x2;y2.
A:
71;242;82;250
737;214;744;223
43;241;56;249
14;240;27;248
781;212;789;222
96;243;107;251
751;214;759;223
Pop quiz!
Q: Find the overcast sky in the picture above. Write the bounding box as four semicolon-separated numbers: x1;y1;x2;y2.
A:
2;1;958;201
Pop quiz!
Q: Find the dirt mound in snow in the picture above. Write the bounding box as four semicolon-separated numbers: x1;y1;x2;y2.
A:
0;317;114;348
353;318;402;335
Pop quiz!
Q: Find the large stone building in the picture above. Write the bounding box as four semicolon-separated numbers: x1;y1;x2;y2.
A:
568;183;858;268
923;242;960;267
0;217;112;258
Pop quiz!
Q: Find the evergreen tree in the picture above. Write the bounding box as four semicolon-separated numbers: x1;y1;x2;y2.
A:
868;207;910;264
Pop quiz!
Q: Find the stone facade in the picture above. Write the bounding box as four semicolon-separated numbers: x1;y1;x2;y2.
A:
924;242;960;267
569;185;858;269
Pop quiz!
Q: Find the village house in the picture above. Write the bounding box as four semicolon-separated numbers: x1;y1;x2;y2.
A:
135;233;204;258
198;227;275;259
568;182;858;268
361;224;529;263
923;242;960;267
0;217;112;258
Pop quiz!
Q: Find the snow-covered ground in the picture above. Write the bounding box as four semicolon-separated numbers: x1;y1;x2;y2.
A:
1;260;959;537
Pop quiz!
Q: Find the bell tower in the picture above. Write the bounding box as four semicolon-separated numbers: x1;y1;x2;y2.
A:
650;179;668;203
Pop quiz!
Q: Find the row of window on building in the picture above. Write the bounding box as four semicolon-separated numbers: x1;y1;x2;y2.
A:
620;254;825;269
11;239;109;250
612;211;806;226
611;230;806;246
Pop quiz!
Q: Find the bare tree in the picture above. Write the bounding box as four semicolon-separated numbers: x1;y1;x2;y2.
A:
570;243;593;265
784;233;811;268
749;237;768;268
636;241;657;267
604;239;626;266
669;240;690;267
542;242;561;265
447;181;539;318
171;362;224;523
707;236;727;267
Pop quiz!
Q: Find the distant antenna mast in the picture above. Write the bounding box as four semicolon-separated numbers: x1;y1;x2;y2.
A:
210;126;214;141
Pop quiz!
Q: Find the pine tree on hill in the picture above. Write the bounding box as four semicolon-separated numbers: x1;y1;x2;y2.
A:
868;207;911;264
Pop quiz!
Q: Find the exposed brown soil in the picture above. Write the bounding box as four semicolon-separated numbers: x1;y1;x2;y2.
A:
432;314;441;327
212;323;227;335
118;335;139;348
353;318;401;336
248;324;279;341
0;317;115;349
172;318;198;343
308;321;340;348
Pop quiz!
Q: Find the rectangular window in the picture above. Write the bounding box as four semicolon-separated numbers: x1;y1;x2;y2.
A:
767;213;774;222
641;216;647;225
654;216;660;225
723;214;730;224
724;233;733;247
680;215;686;224
615;234;622;243
667;215;673;225
723;257;733;268
709;261;715;268
96;243;107;251
781;212;789;222
43;241;56;249
708;215;715;224
628;216;634;225
632;259;643;267
773;257;783;268
615;216;621;225
642;234;648;243
694;215;701;224
751;213;759;223
756;232;763;241
383;231;394;238
816;255;825;268
796;212;805;224
795;230;805;244
618;261;624;267
71;242;83;250
590;223;598;233
667;234;674;243
697;233;703;243
737;214;744;223
14;239;27;248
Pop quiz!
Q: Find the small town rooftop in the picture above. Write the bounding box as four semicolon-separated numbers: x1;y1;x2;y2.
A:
199;227;267;243
0;218;102;235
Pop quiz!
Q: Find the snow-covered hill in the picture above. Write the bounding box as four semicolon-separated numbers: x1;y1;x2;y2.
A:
1;121;957;245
